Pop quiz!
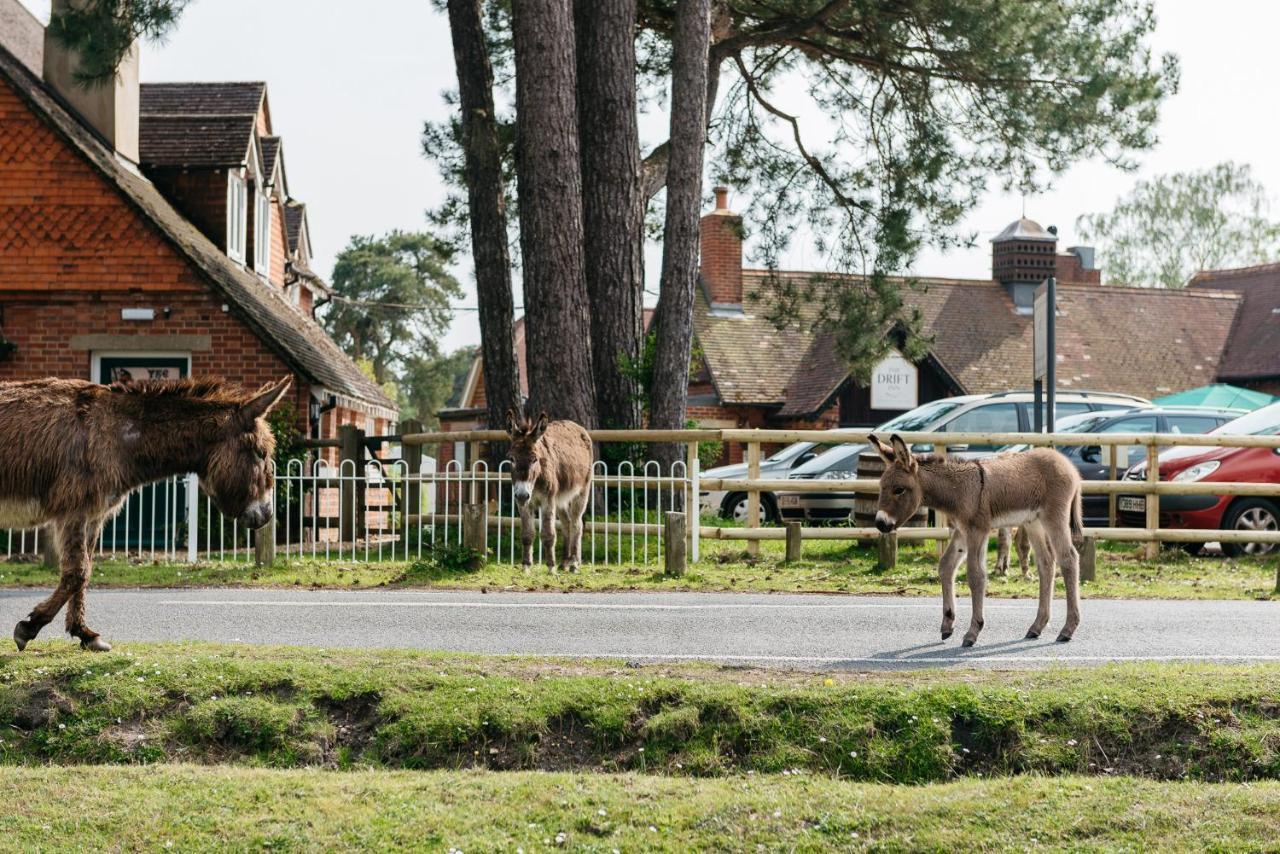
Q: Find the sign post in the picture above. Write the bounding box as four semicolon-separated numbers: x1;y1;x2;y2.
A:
1032;278;1056;432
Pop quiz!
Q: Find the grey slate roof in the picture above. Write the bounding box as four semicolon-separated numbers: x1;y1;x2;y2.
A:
0;46;394;412
138;82;264;168
140;81;265;116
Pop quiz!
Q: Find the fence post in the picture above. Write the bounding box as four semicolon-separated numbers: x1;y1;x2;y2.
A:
1275;562;1280;596
254;517;276;567
1079;535;1096;582
186;473;198;563
1143;442;1160;560
746;438;761;557
664;511;687;576
401;419;423;545
339;424;366;545
686;443;700;563
785;521;802;563
876;530;898;570
1107;444;1119;528
40;527;57;569
462;503;487;566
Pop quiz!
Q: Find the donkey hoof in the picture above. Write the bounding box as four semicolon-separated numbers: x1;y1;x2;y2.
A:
1055;633;1072;643
81;637;112;653
13;620;38;652
940;630;953;641
1024;630;1040;640
961;637;977;648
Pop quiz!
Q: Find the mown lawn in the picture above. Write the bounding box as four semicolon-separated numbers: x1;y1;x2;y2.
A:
1;766;1278;851
2;643;1279;782
0;536;1276;599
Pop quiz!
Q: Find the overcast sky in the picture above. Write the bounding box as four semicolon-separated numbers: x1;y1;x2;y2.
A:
18;0;1280;352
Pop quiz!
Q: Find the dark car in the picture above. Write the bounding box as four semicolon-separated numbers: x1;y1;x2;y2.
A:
1004;407;1240;526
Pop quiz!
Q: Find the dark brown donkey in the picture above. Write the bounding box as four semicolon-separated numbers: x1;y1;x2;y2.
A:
1;376;290;652
506;410;593;572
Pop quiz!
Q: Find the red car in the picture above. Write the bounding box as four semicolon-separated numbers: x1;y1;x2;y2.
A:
1118;402;1280;556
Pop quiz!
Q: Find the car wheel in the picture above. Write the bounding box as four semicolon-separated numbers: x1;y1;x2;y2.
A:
722;493;777;524
1221;499;1280;557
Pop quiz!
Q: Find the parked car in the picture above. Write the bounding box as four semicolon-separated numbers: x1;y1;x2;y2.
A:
1117;402;1280;556
699;436;849;522
777;390;1151;524
1003;407;1240;526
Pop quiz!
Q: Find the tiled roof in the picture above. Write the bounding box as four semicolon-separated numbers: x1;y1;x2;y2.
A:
0;46;394;412
697;270;1243;417
140;81;265;116
260;135;280;182
1190;263;1280;380
991;217;1057;243
138;82;264;168
138;114;254;167
283;200;307;255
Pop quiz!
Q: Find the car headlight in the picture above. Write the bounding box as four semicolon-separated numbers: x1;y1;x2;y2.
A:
819;470;857;480
1171;460;1221;482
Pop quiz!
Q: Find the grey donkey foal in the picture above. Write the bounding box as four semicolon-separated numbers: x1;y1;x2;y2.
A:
506;410;594;572
869;434;1084;646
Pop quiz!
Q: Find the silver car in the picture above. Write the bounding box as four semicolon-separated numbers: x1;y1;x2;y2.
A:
777;390;1150;525
699;436;849;522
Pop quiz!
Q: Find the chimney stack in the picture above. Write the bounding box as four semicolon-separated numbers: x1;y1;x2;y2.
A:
700;185;743;306
42;0;140;163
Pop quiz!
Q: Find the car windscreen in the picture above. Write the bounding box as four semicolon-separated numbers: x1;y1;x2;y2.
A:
1213;402;1280;436
765;441;815;464
874;400;965;432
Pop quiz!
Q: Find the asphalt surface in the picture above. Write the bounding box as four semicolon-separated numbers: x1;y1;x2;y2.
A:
3;588;1277;670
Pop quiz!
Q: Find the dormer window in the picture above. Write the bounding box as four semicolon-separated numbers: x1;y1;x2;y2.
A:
226;172;247;262
254;187;271;276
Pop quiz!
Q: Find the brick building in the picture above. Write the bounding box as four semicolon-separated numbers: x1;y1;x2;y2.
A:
442;184;1253;463
0;4;395;441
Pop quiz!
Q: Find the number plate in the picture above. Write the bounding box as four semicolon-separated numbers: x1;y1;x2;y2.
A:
1118;496;1145;513
779;495;801;508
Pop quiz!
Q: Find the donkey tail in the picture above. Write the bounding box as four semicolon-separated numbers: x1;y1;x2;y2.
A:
1070;486;1084;544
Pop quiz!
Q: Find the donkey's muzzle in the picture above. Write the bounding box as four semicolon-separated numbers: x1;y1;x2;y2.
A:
874;511;897;533
239;500;274;530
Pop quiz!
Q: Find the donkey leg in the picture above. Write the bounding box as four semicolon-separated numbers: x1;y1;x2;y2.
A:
1048;521;1083;642
937;534;964;640
14;522;81;651
961;528;989;647
564;493;587;572
994;528;1011;576
1023;521;1055;639
519;506;536;570
541;505;558;572
60;521;109;652
1015;526;1032;580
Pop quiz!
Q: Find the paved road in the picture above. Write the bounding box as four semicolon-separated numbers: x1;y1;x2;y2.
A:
1;588;1276;669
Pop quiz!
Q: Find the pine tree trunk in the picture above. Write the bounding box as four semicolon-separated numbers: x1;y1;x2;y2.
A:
648;0;710;467
575;0;644;431
445;0;521;444
511;0;598;427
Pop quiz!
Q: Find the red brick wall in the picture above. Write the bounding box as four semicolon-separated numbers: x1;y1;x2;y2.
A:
142;167;228;253
699;188;743;304
1055;252;1101;286
270;194;288;287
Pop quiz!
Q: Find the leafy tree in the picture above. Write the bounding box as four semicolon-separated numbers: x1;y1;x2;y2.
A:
47;0;189;85
429;0;1177;422
1077;162;1280;288
320;232;462;385
398;346;479;427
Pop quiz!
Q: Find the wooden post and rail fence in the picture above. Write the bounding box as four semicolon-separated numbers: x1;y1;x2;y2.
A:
260;425;1280;589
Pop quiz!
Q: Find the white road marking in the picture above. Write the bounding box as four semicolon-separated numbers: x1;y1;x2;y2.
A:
556;652;1280;664
157;599;1031;611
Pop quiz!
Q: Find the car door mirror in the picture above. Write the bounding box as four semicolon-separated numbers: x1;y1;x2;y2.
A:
1081;445;1101;464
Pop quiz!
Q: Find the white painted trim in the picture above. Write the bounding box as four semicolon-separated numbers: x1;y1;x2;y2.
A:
459;357;482;409
90;350;191;383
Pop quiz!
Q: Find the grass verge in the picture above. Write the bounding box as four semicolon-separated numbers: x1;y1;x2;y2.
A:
2;643;1278;782
1;766;1279;851
0;537;1276;600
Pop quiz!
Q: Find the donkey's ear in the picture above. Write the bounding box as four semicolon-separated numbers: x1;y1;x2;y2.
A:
506;408;522;436
239;377;291;425
889;434;917;471
868;434;895;463
531;411;549;439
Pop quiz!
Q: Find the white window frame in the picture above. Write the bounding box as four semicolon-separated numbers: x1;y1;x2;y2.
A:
226;171;247;263
254;187;272;277
90;351;192;384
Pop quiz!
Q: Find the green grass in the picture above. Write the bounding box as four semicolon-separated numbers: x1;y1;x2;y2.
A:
2;766;1279;851
3;643;1280;782
1;536;1275;600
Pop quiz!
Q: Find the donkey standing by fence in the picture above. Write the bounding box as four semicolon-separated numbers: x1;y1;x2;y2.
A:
869;434;1084;646
2;376;290;652
506;410;593;572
